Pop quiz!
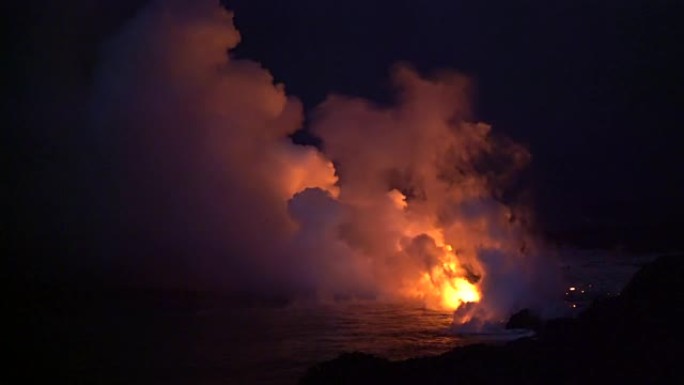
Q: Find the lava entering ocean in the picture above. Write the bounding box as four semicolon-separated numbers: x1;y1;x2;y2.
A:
94;0;558;328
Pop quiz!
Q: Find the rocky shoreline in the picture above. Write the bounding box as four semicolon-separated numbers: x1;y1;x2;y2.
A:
300;254;683;384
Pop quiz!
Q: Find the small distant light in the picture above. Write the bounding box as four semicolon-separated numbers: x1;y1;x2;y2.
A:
572;304;577;308
580;290;585;294
569;287;576;291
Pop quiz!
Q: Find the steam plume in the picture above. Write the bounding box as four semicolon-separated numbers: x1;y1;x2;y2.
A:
93;0;559;325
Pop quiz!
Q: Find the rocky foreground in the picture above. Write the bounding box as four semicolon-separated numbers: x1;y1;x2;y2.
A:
300;254;683;384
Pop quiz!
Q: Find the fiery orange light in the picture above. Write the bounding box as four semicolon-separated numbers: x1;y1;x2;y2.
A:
402;243;482;311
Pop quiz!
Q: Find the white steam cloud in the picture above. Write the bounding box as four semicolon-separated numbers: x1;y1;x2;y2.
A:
93;0;560;325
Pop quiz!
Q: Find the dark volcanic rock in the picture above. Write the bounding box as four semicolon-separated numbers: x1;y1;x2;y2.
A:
302;352;391;384
300;254;684;384
505;308;543;331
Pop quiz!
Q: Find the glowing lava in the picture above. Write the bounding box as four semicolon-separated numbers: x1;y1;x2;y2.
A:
409;244;482;311
380;190;484;312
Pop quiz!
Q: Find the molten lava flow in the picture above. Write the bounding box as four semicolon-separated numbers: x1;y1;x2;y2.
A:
403;242;482;311
372;190;485;312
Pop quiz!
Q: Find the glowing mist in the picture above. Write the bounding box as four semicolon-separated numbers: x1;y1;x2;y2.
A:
93;0;560;328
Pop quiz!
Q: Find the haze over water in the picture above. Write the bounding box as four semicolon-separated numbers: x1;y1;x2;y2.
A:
31;250;652;385
49;296;468;384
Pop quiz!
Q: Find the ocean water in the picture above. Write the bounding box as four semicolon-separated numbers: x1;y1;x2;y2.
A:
36;250;656;385
67;300;475;384
196;301;467;384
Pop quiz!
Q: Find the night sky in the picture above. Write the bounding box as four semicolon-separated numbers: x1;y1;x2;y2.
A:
225;0;683;244
4;0;684;286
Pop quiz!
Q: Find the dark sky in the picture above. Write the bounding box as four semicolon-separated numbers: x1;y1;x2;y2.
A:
4;0;683;284
225;0;683;243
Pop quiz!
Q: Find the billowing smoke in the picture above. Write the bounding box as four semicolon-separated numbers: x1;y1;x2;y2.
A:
93;0;337;291
93;0;560;325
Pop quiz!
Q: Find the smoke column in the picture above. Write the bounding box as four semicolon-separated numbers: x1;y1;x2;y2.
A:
93;0;560;325
93;0;338;292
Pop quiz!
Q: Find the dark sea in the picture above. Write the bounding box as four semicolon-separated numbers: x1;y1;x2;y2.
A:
27;250;657;385
51;298;481;384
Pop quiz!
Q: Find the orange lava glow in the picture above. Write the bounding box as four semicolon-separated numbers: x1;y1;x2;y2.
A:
402;243;482;311
97;0;538;329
